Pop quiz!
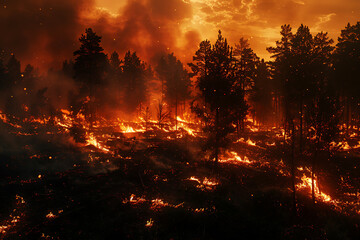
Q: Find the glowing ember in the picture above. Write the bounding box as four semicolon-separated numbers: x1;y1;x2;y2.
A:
0;195;26;236
151;199;169;209
145;218;154;227
188;176;219;190
235;138;256;146
46;212;56;219
123;194;146;205
246;139;256;146
219;151;252;165
297;173;333;203
176;116;197;136
85;133;110;152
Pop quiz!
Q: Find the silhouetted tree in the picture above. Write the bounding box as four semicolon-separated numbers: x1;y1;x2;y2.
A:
269;24;341;208
251;59;273;126
6;54;21;87
109;51;121;71
4;55;22;116
333;22;360;130
290;25;314;152
188;40;211;109
305;31;338;204
156;53;191;129
73;28;108;126
121;51;147;113
267;24;297;212
191;31;248;163
233;38;258;131
156;99;171;129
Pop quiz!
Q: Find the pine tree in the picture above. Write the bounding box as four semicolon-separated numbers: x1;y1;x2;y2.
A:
121;51;147;113
191;31;248;163
73;28;108;125
156;53;191;129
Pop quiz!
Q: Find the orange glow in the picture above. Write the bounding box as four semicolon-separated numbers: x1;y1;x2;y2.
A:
0;195;26;235
219;151;252;165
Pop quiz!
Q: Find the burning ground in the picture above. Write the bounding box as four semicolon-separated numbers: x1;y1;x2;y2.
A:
1;16;360;239
0;113;360;239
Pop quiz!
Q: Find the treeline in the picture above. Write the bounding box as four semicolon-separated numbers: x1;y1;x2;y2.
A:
0;23;360;162
0;29;193;124
0;22;360;206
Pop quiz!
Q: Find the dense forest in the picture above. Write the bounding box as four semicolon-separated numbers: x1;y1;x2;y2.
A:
1;22;360;239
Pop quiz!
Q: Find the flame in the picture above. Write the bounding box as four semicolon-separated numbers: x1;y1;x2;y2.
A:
235;138;256;146
297;173;333;203
46;212;56;219
219;151;252;165
176;116;197;136
188;176;219;190
151;199;169;209
123;194;146;204
85;133;110;152
246;139;256;146
0;195;26;236
0;111;22;128
145;218;154;227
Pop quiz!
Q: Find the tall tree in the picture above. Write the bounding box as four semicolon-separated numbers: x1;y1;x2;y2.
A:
290;25;314;152
121;51;147;113
191;31;248;163
188;40;211;107
156;53;191;129
233;37;259;131
6;54;21;87
267;24;297;213
267;24;294;127
306;31;338;204
73;28;108;125
4;55;22;116
333;22;360;129
251;59;273;126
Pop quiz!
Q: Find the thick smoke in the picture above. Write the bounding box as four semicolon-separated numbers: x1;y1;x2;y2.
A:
88;0;195;63
0;0;91;69
0;0;197;70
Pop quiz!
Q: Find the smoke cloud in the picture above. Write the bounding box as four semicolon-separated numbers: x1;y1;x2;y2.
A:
0;0;196;70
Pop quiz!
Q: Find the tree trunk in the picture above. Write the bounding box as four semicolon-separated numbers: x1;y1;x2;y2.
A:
175;95;178;132
299;97;303;153
312;138;320;205
215;108;219;164
290;120;297;215
311;150;316;205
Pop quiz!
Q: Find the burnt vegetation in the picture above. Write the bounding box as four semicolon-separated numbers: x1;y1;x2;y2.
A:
1;23;360;239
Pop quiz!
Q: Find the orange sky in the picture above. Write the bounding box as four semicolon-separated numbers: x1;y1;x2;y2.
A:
1;0;359;70
96;0;360;60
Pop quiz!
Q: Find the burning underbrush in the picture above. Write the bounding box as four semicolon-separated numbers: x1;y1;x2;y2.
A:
0;111;360;239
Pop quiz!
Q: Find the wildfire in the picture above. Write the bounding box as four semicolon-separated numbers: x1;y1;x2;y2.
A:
0;111;22;128
176;116;197;136
85;133;110;153
0;195;26;236
45;210;63;219
246;139;256;146
46;212;56;219
219;151;252;165
151;199;169;210
145;218;154;228
296;173;333;203
188;176;219;190
236;138;257;147
122;194;146;205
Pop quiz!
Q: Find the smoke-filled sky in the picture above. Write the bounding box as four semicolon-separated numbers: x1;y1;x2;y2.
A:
1;0;359;70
